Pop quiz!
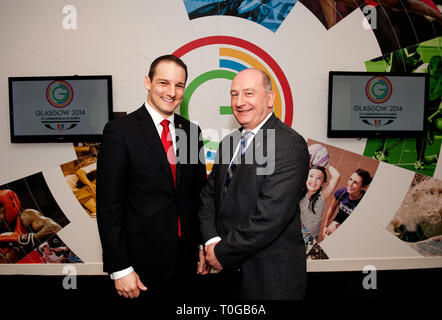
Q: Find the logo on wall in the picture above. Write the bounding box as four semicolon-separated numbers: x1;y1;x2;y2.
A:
365;76;392;104
173;36;293;161
46;80;74;108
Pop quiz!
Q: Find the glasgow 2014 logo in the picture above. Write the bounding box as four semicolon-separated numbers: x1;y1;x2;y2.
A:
365;76;392;104
46;80;74;108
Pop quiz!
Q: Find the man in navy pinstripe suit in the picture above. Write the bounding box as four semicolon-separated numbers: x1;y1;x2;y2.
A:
199;68;309;299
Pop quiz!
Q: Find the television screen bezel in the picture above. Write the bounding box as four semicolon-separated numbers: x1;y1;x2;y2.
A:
327;71;429;139
8;75;113;143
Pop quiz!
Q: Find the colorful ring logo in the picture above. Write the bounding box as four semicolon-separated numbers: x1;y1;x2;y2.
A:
365;76;392;104
46;80;74;108
173;36;293;127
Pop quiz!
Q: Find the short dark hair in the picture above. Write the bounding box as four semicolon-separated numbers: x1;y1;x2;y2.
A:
355;168;372;187
148;55;188;82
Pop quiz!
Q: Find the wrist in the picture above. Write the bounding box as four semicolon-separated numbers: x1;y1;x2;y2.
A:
205;236;221;246
110;266;134;280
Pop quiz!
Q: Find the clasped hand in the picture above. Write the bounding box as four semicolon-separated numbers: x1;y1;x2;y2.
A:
114;271;147;299
197;241;223;274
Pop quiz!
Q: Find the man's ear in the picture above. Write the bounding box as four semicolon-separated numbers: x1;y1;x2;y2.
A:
267;90;276;109
144;76;151;91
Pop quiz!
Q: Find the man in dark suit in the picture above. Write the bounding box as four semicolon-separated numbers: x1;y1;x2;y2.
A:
97;55;207;301
199;68;309;299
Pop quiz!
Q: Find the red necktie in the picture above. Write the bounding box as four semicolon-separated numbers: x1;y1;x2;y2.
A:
160;119;181;237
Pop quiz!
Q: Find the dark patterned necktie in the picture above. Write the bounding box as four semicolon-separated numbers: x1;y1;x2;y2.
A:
224;130;253;195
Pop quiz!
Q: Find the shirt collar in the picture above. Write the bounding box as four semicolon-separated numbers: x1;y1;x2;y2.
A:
144;102;174;127
247;112;273;136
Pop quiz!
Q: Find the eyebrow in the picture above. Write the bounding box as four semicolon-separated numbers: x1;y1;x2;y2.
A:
230;88;255;93
156;78;185;85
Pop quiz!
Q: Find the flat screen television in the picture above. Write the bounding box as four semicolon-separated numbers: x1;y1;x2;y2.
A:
9;75;113;143
327;71;429;138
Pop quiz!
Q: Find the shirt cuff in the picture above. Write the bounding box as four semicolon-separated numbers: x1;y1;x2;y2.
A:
110;266;134;280
205;236;221;246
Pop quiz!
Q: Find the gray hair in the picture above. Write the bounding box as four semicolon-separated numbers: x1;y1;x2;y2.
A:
260;70;272;92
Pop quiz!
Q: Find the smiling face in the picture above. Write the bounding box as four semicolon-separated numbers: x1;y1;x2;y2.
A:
346;172;364;197
145;60;186;118
230;69;275;130
306;168;325;194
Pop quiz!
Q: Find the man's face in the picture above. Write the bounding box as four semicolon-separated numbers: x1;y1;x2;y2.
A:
230;69;275;130
145;61;186;118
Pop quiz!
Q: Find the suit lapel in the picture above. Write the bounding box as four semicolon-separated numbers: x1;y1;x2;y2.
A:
135;106;176;189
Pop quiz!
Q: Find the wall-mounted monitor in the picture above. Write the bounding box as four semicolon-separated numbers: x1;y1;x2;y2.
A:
9;75;113;143
327;71;428;138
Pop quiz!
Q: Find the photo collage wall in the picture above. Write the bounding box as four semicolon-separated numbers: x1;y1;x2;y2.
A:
0;0;441;272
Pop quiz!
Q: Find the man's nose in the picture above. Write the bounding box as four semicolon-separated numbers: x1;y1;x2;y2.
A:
167;85;176;97
236;93;245;106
